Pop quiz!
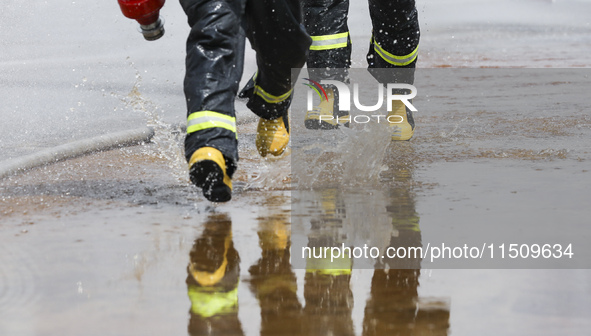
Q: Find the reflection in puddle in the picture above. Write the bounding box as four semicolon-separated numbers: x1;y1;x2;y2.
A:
295;144;449;335
187;214;243;335
186;144;450;335
7;67;591;333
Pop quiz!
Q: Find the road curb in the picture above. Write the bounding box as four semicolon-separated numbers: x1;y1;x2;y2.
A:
0;127;155;180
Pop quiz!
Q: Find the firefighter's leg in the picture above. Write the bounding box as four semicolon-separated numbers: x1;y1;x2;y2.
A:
302;0;351;129
180;0;246;202
367;0;420;141
238;0;311;157
303;0;351;80
367;0;420;73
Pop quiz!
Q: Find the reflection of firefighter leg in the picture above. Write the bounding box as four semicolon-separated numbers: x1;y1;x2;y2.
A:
238;0;311;157
249;214;303;336
380;161;422;270
186;214;243;336
363;266;450;336
304;239;354;336
302;267;355;336
303;188;354;336
302;0;351;129
362;269;420;336
319;188;346;220
364;156;450;335
367;0;420;141
363;212;450;334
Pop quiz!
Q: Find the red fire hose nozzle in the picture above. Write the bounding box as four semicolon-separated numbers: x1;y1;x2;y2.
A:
117;0;166;41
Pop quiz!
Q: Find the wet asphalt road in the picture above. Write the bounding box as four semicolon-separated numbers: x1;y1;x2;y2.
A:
2;0;591;335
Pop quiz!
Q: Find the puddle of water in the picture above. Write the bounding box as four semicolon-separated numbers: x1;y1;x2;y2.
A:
3;80;591;335
3;68;591;336
2;1;591;334
1;131;590;335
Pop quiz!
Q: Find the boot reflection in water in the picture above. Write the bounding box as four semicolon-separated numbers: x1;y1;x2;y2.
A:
363;149;450;336
302;269;355;336
186;214;243;336
363;264;450;335
363;221;424;336
303;188;355;336
248;213;304;336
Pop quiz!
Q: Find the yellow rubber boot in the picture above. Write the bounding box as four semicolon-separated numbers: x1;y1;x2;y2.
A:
188;147;232;202
388;100;415;141
256;116;290;157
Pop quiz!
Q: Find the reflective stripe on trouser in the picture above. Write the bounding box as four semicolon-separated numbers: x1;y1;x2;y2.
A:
366;0;420;85
187;111;237;137
367;0;420;69
372;38;418;66
238;71;296;122
181;0;310;171
310;32;349;51
244;0;310;114
254;86;292;104
303;0;351;82
251;73;293;104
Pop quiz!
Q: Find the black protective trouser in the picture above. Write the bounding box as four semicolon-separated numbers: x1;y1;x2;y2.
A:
302;0;420;84
181;0;311;175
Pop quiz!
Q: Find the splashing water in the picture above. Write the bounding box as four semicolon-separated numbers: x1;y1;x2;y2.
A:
292;121;392;189
241;151;292;191
118;74;189;183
